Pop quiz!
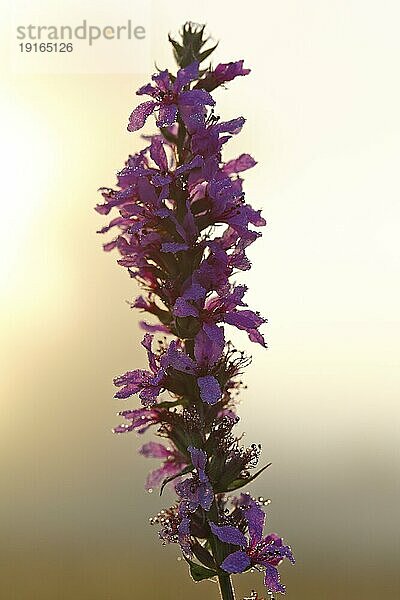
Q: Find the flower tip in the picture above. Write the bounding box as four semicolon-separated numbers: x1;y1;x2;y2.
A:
112;426;126;434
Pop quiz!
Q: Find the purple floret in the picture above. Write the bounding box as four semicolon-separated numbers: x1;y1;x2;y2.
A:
139;441;187;491
113;334;166;405
128;62;215;132
176;447;213;513
212;495;295;594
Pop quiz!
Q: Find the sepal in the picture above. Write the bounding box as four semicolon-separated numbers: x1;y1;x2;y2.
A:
169;22;218;68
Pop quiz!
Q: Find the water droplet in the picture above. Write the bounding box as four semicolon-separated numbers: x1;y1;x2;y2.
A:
148;488;153;494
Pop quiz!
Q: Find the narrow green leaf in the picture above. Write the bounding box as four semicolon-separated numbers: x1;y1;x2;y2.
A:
224;463;272;492
199;43;219;63
185;557;217;582
160;464;193;496
191;540;216;570
168;35;182;54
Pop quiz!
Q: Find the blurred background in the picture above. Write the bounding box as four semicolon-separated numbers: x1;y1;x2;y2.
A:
1;1;399;598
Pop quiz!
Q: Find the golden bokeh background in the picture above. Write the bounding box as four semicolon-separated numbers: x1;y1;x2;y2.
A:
1;1;399;598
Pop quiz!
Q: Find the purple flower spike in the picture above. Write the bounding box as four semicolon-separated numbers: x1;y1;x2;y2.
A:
98;22;294;598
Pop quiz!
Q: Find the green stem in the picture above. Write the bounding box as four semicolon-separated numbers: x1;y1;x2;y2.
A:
208;508;236;600
176;116;186;164
217;573;236;600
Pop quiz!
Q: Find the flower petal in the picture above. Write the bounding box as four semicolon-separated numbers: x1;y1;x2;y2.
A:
223;153;257;175
161;242;189;253
179;89;215;107
139;441;171;459
188;446;207;472
137;82;157;96
221;551;251;574
214;60;251;83
243;496;265;545
162;341;196;373
173;297;199;318
214;117;245;135
150;138;169;172
128;101;156;132
152;69;171;92
225;309;265;331
178;516;192;557
210;523;247;547
156;104;178;128
197;375;221;405
194;325;224;367
264;565;286;594
175;61;199;90
248;329;267;347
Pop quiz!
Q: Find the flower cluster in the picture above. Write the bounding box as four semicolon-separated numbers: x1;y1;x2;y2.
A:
97;22;294;599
